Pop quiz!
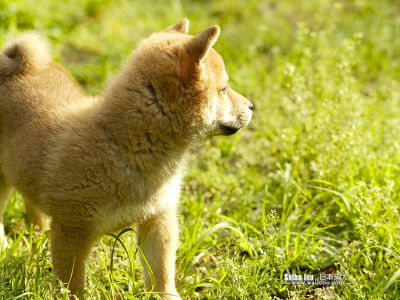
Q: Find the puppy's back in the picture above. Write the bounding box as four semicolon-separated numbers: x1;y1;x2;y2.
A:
0;34;92;200
0;34;87;128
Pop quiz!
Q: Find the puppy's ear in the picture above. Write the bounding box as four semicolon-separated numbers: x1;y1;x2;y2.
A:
163;18;190;34
185;25;220;62
178;25;220;81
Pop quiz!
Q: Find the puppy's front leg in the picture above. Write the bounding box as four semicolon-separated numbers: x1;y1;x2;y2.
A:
50;220;96;296
138;208;181;300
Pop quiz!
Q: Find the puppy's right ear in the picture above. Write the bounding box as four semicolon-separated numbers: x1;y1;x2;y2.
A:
178;25;220;82
163;18;189;34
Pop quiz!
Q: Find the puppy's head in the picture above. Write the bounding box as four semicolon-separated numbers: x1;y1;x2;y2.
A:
130;19;253;139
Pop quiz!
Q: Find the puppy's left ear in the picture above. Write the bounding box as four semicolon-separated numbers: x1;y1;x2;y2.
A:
163;18;189;34
178;25;220;81
185;25;220;62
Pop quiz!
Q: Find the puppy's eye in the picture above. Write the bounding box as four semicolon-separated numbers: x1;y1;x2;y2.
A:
221;87;227;94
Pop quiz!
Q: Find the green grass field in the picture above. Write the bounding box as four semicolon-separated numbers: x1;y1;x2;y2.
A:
1;0;400;299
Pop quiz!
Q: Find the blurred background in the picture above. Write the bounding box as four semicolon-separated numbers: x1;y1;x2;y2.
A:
0;0;400;299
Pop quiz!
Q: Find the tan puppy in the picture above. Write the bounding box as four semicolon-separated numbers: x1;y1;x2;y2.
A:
0;19;253;299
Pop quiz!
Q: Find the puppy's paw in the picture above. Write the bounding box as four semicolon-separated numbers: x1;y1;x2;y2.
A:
0;223;9;249
161;291;182;300
0;237;8;249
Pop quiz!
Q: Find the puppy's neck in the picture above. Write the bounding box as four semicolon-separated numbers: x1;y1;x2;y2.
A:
97;72;190;176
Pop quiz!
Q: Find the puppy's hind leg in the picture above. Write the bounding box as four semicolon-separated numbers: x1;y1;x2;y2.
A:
0;174;12;248
24;197;47;231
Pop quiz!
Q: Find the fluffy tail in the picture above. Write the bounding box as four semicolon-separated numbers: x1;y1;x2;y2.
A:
0;33;51;77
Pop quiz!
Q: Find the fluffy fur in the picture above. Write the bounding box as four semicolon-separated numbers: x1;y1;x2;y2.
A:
0;19;253;299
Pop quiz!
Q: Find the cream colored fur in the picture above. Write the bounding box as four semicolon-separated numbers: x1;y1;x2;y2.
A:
0;19;253;299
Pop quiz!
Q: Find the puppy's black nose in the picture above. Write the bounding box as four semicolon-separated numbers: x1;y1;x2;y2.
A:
248;102;254;111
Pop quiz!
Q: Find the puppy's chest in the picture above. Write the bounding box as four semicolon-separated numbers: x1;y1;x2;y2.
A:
97;172;182;234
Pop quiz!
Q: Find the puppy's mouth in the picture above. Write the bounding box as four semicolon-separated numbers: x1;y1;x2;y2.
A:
220;124;241;136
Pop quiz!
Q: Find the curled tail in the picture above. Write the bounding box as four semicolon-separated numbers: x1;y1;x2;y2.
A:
0;33;51;78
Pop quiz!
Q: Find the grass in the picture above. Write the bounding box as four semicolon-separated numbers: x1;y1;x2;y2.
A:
1;0;400;299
